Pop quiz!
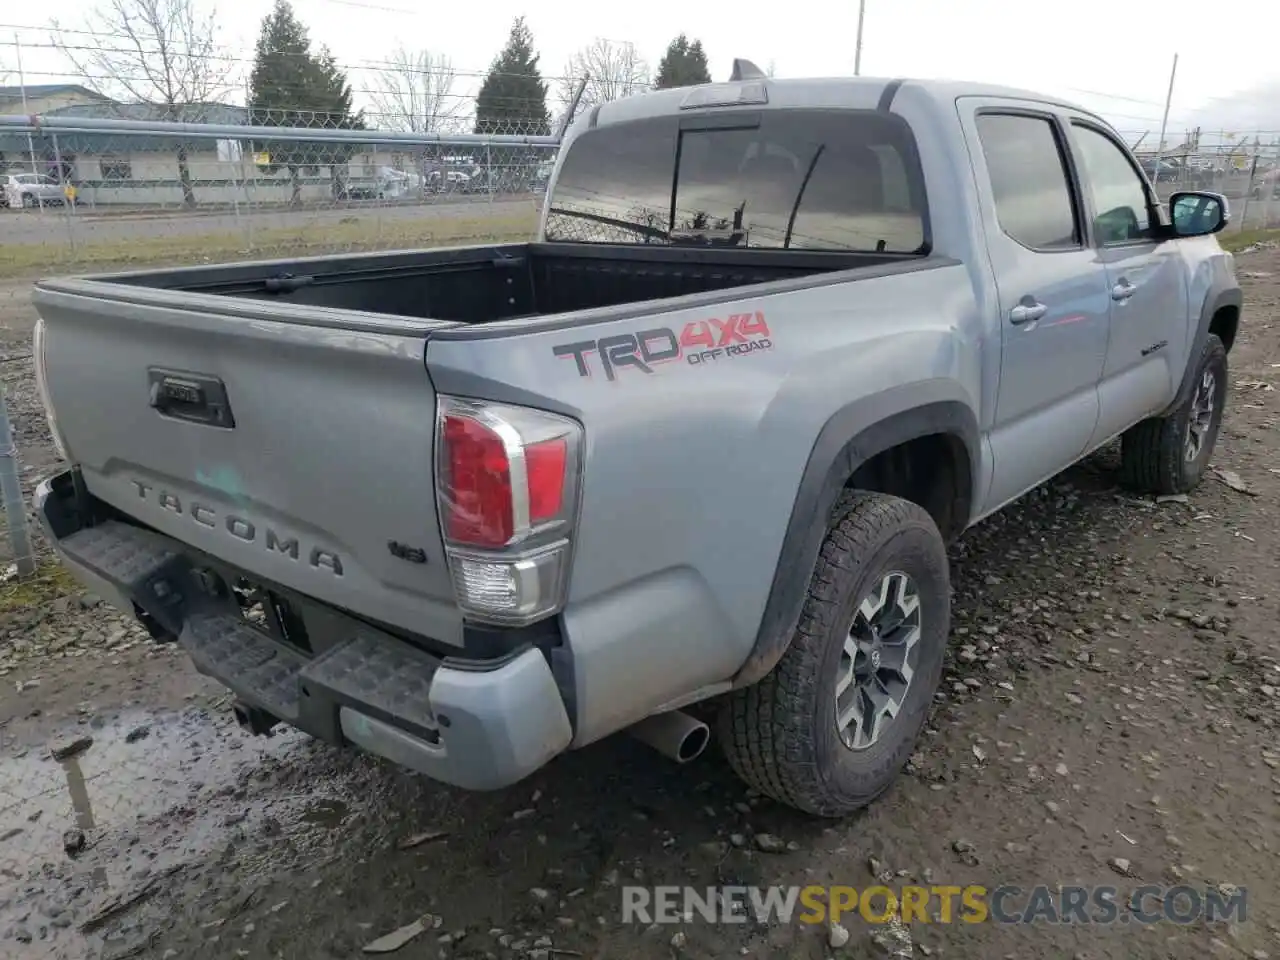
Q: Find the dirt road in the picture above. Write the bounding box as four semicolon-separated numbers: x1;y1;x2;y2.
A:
1;248;1278;960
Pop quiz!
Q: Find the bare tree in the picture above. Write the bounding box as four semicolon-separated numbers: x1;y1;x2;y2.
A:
367;47;460;188
369;47;459;134
51;0;229;207
557;38;649;127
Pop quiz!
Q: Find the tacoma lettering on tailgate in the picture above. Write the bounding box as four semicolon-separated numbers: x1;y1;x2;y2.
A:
552;310;773;382
129;479;344;575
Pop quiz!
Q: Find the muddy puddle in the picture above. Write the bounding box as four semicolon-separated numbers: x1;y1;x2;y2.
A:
0;707;364;958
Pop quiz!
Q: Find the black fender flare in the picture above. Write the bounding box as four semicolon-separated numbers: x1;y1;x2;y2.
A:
732;392;980;688
1163;283;1242;415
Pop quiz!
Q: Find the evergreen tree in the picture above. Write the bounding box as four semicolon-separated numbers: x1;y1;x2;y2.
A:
474;17;550;136
248;0;364;203
654;34;711;89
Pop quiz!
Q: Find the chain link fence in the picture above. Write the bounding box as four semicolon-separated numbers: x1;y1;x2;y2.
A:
4;113;1278;280
0;109;560;277
1122;136;1280;235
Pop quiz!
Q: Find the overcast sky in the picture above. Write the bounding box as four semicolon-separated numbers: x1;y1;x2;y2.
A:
3;0;1279;142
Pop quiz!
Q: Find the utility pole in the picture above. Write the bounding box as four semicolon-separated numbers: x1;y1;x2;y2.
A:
1152;53;1178;178
854;0;866;76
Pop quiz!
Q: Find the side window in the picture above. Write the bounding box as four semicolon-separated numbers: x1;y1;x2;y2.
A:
1070;124;1152;244
975;114;1079;251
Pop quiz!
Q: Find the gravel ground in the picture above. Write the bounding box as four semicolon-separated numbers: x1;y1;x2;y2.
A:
1;248;1278;960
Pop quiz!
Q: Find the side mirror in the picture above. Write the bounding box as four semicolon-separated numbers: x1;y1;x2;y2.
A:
1169;191;1229;237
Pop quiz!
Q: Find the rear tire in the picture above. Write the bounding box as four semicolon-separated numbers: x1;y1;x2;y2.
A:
1119;334;1228;495
717;491;949;817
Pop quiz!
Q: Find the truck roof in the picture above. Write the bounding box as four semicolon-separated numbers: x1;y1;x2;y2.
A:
580;75;1107;136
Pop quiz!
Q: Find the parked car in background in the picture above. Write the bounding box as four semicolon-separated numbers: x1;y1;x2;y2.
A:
1249;169;1280;200
425;169;472;193
1182;162;1216;189
340;166;418;201
4;172;66;208
1139;158;1179;182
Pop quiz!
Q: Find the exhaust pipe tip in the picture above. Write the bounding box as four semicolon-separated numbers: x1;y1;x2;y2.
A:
627;709;711;764
675;722;710;763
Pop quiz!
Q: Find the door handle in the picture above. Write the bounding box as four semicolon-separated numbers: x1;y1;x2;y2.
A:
1112;279;1136;302
1009;301;1048;325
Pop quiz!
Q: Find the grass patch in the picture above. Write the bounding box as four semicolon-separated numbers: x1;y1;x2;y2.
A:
1219;228;1280;253
0;562;79;615
0;210;539;280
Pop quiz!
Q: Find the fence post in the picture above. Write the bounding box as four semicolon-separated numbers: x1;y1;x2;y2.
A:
486;143;493;209
1263;135;1278;230
1238;147;1256;233
244;146;258;251
51;133;78;257
0;384;36;579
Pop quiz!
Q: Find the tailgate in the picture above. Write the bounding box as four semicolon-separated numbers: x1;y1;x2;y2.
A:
33;281;465;647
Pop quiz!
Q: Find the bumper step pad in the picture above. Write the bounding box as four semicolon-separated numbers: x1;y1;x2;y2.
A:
59;521;190;634
302;634;440;733
60;521;178;583
180;613;441;736
181;613;307;721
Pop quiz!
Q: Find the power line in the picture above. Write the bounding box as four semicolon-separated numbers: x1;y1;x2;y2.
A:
1062;86;1171;109
0;33;582;85
10;65;565;99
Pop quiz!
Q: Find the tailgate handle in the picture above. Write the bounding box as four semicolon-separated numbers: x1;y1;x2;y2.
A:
148;369;236;429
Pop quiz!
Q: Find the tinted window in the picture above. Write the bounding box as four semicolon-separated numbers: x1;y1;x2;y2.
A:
976;114;1079;250
544;110;927;253
1071;124;1152;244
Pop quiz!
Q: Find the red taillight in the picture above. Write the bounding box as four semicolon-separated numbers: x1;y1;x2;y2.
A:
436;396;582;625
442;414;514;548
526;438;567;522
437;399;580;550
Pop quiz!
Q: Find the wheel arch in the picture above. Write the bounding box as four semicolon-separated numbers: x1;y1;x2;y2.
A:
1165;283;1242;415
732;390;979;688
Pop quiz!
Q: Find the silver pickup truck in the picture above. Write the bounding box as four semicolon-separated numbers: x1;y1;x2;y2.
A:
31;66;1242;817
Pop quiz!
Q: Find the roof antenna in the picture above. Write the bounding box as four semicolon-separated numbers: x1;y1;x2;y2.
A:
729;59;768;82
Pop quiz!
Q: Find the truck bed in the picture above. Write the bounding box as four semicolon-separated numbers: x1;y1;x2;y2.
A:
95;242;906;325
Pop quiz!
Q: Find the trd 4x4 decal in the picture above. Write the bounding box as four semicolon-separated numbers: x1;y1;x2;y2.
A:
552;311;773;382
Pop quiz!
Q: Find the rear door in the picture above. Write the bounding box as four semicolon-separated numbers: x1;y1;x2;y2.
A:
1065;118;1191;447
959;102;1112;513
34;284;465;646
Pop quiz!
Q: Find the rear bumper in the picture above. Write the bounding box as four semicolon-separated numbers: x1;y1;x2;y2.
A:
34;470;573;791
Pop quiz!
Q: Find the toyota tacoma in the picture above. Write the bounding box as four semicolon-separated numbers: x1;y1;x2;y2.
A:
31;64;1242;815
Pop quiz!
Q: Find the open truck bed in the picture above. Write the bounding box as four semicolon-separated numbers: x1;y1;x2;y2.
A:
94;241;903;326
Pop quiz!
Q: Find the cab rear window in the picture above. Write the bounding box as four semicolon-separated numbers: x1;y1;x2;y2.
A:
544;109;929;254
